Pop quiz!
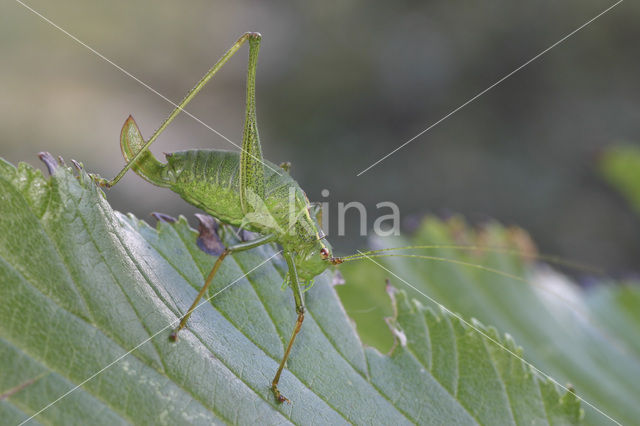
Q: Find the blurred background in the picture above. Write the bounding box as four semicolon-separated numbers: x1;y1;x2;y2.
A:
1;0;639;276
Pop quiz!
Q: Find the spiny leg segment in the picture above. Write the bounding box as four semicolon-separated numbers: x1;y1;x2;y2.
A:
170;234;307;404
169;232;275;341
271;251;307;404
94;32;263;189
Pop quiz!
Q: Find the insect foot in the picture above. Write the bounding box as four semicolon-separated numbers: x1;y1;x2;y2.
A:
89;174;111;188
278;161;291;172
271;385;290;404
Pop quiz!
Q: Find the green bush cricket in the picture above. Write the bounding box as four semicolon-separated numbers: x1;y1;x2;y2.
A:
93;32;344;403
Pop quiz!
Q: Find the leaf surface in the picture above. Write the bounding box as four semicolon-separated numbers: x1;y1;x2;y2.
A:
0;158;581;425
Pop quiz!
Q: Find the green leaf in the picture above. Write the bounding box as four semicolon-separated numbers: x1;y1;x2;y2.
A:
340;217;640;425
0;157;581;425
599;144;640;215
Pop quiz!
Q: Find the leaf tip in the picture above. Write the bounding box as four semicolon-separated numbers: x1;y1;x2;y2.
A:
38;151;58;175
151;212;178;224
195;213;225;256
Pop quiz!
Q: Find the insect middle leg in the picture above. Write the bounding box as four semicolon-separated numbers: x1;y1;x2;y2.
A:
271;251;306;404
169;232;275;341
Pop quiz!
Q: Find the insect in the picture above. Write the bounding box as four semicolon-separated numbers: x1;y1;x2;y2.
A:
93;32;344;403
91;32;598;404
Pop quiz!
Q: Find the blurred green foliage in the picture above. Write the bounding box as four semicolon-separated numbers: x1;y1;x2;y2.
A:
599;144;640;215
340;216;640;425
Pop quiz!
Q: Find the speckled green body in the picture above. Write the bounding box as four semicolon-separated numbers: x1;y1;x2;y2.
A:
168;149;328;280
166;150;313;238
119;117;330;282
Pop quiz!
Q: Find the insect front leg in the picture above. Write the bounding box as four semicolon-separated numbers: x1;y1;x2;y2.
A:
169;232;276;341
271;250;306;404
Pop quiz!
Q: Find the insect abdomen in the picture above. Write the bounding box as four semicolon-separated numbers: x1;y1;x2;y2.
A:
166;150;244;226
165;150;314;240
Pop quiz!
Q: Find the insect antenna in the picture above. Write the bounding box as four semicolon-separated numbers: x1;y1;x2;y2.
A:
332;245;628;352
336;244;605;276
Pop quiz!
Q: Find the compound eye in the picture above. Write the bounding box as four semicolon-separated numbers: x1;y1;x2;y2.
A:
320;247;330;259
